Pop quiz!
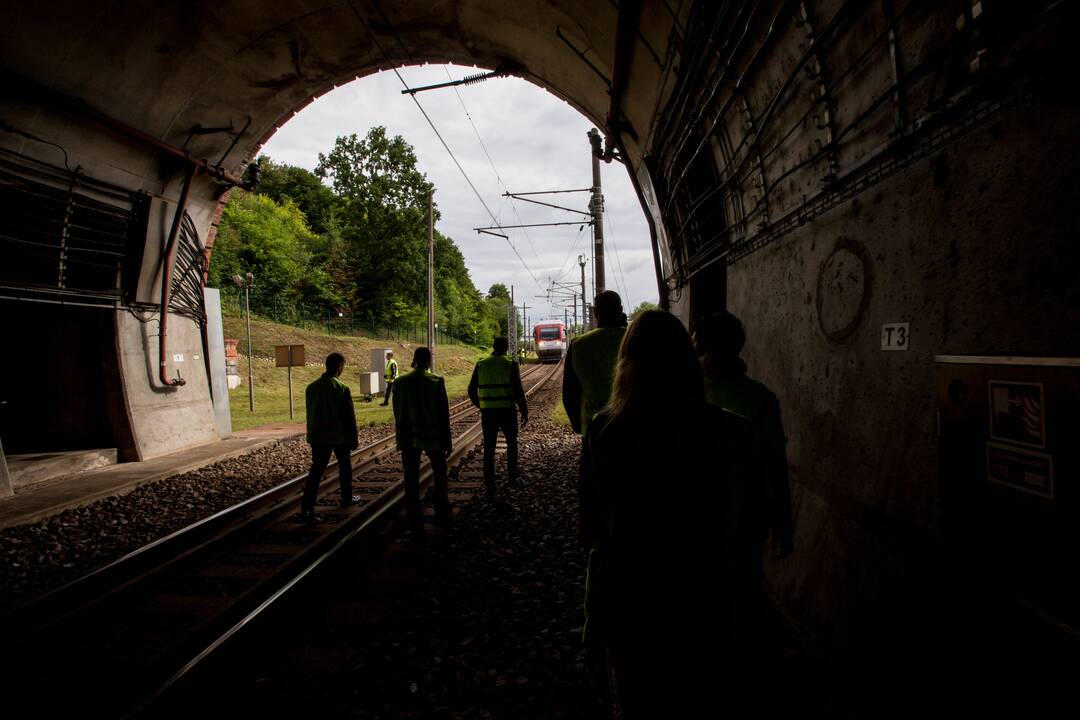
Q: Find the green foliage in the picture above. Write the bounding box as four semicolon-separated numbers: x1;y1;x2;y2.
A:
208;191;328;308
629;300;659;323
255;158;339;234
315;127;435;216
208;127;510;348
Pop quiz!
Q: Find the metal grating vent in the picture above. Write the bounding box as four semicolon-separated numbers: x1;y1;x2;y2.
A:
167;210;207;326
0;148;148;304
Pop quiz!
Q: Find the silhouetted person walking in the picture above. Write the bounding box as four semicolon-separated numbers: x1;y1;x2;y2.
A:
693;310;794;558
562;290;626;547
392;346;452;533
468;336;528;499
380;350;398;406
583;310;757;716
693;310;795;657
301;353;358;522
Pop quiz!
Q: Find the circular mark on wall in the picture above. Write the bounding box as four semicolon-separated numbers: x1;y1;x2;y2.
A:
816;237;873;343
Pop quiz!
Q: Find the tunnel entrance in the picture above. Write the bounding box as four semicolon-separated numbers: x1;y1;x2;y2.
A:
0;302;133;460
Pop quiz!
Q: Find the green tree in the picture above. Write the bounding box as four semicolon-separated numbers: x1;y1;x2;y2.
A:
208;190;329;309
207;132;493;342
315;127;435;215
312;129;440;327
255;157;339;234
629;300;659;323
432;232;497;343
484;283;517;339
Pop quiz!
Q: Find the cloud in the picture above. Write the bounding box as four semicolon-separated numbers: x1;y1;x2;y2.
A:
263;64;656;321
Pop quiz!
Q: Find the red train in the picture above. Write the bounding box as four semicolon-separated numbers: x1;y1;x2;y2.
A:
532;321;567;363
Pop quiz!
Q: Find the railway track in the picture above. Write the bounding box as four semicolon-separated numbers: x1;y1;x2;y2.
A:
1;361;560;718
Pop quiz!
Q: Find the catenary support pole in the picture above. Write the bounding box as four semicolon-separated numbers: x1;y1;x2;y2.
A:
427;190;435;371
578;255;589;328
588;128;605;296
245;284;254;412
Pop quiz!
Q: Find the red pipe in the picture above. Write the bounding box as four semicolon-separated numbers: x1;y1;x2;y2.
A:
90;109;248;187
159;165;196;387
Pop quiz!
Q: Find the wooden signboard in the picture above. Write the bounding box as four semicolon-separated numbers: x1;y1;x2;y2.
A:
274;345;305;419
275;344;305;367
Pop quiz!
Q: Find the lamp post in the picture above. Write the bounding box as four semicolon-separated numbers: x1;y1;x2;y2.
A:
233;272;255;412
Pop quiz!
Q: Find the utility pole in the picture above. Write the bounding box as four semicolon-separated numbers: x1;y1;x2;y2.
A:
587;128;606;295
578;254;589;328
427;190;435;371
520;302;530;349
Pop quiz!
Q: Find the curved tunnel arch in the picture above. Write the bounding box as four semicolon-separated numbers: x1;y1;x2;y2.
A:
2;0;1079;657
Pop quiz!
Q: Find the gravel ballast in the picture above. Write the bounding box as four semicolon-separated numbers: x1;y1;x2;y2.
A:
216;365;609;718
0;424;394;612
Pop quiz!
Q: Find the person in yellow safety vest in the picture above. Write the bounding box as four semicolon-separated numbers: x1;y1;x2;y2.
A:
468;336;528;499
561;290;626;548
379;350;399;406
392;346;452;532
300;352;359;523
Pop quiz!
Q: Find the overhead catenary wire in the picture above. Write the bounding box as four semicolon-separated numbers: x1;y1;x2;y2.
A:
604;203;632;311
396;74;543;291
443;67;545;267
554;223;588;283
348;3;545;294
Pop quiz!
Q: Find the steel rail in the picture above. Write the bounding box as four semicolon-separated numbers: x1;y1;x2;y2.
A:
1;366;546;635
130;360;562;716
3;362;559;717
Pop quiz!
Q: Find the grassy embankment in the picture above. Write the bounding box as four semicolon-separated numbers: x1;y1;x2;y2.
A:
223;312;488;431
549;397;571;426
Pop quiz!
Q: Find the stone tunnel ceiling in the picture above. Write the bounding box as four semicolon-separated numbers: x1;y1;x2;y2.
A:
2;1;1065;300
0;0;644;194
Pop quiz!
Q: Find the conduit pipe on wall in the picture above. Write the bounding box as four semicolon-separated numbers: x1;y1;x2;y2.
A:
159;165;196;387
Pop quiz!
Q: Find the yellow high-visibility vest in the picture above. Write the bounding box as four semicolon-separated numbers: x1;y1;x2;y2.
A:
392;369;448;451
569;326;625;436
476;355;515;409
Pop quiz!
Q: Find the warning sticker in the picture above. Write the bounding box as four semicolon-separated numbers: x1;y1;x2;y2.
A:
986;442;1054;499
988;381;1046;449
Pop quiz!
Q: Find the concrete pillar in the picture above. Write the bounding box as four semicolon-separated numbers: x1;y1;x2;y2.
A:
204;288;232;439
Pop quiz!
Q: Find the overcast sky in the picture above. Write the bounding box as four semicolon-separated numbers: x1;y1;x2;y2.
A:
261;64;656;324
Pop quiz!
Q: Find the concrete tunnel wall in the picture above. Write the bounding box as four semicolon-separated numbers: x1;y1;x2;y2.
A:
0;85;232;459
728;96;1080;652
0;0;673;460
